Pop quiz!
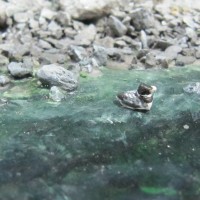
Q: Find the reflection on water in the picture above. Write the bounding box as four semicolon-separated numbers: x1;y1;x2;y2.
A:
0;66;200;200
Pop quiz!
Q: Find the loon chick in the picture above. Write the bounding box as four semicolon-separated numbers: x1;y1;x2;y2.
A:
116;83;157;111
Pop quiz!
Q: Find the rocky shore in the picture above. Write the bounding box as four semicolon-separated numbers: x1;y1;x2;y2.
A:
0;0;200;99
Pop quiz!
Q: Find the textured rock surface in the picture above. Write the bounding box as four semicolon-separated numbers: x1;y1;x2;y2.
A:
8;62;33;78
37;64;78;91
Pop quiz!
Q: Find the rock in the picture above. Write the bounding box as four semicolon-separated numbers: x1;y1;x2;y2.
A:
130;8;155;31
0;54;9;66
145;53;157;68
137;49;150;60
59;0;128;20
164;45;182;60
183;82;200;94
176;55;196;66
196;48;200;59
93;45;108;66
150;39;172;51
108;16;127;37
140;30;148;49
8;61;33;78
38;39;52;50
49;86;65;102
48;21;63;39
0;6;7;28
13;12;29;23
40;8;57;20
74;24;96;46
39;52;67;65
0;75;10;86
37;64;78;91
68;45;87;62
29;19;39;30
94;36;114;48
56;11;71;26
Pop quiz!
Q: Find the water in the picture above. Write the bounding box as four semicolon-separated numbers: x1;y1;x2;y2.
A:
0;66;200;200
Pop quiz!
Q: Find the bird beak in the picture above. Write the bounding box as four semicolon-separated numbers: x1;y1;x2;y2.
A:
151;86;157;92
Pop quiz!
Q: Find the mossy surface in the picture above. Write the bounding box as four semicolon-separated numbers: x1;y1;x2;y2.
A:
0;66;200;200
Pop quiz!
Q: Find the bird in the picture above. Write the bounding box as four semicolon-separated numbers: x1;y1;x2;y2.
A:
116;83;157;111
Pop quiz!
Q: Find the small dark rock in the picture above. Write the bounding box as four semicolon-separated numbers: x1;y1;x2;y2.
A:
150;39;172;51
137;49;149;60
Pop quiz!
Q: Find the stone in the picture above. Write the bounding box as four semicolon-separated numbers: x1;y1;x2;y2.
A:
48;21;63;39
93;45;108;66
183;82;200;94
56;11;71;26
13;12;29;23
130;8;155;31
74;25;96;46
38;39;52;50
150;39;172;51
39;52;67;65
8;62;33;78
176;55;196;66
195;48;200;59
29;19;39;30
137;49;150;60
68;45;87;62
0;75;10;86
40;8;57;20
140;30;148;49
145;53;157;68
49;86;65;102
37;64;78;91
164;45;182;60
59;0;128;20
94;36;114;48
108;16;127;37
0;54;9;66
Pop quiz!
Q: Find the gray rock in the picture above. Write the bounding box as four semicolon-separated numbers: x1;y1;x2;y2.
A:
140;30;148;49
29;19;39;30
145;53;157;68
183;82;200;94
130;8;155;31
8;62;33;78
13;12;29;23
164;45;182;60
196;48;200;59
49;86;65;102
0;75;10;86
38;39;52;50
93;45;108;66
39;53;67;65
56;11;71;26
74;25;96;46
37;64;78;91
176;55;196;66
151;39;172;51
137;49;150;60
59;0;128;20
48;21;63;39
0;54;9;66
40;8;57;20
94;36;114;48
108;16;127;37
68;45;87;62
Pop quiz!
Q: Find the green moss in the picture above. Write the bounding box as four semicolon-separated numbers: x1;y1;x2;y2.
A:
140;186;177;196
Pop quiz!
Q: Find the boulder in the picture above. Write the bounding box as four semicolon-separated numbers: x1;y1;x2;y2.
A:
68;45;87;62
93;45;108;66
8;62;33;78
59;0;129;20
176;55;196;66
37;64;78;91
164;45;182;60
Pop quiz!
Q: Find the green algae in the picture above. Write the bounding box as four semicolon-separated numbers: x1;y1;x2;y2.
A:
141;186;177;196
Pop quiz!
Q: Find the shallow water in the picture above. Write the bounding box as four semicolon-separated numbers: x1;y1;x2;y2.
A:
0;66;200;200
